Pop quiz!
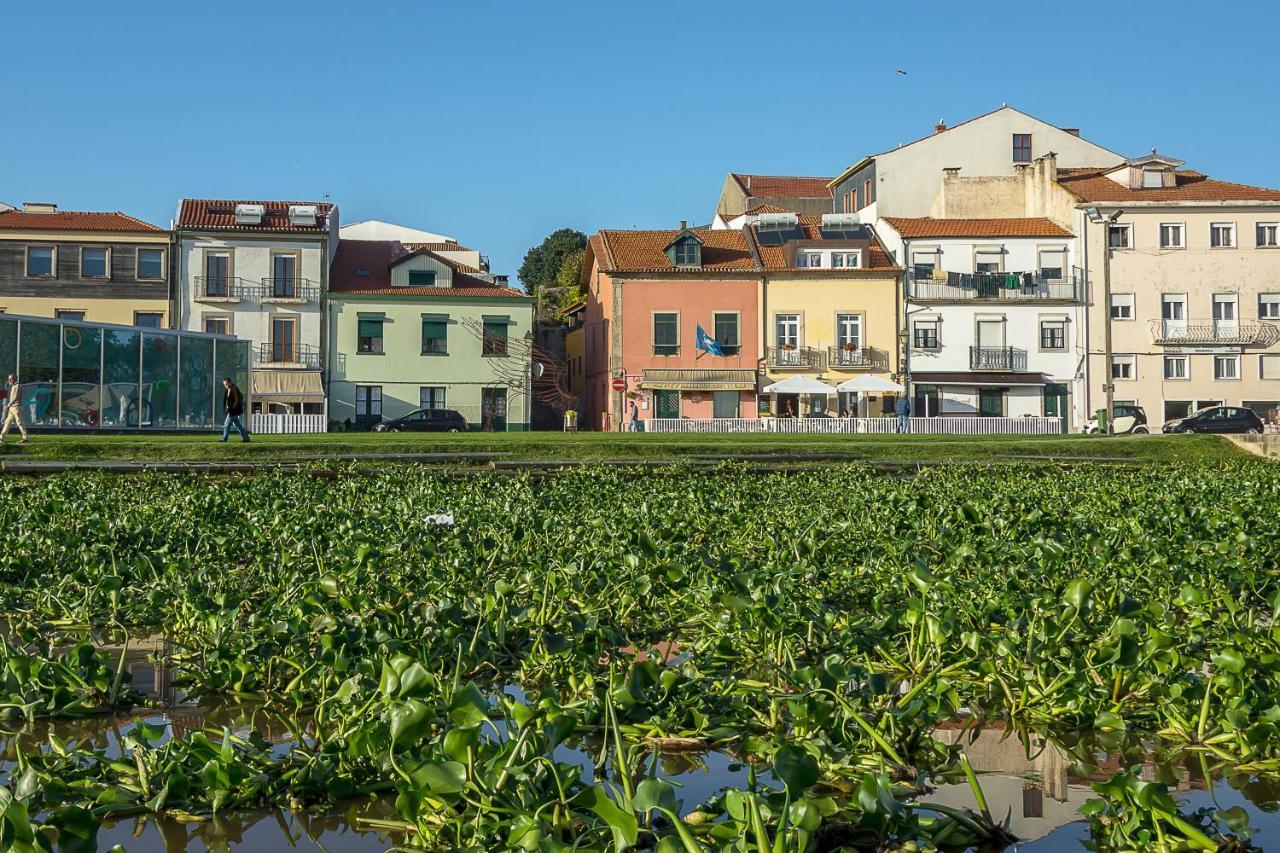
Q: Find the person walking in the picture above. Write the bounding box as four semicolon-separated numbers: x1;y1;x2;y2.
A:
629;400;642;432
895;394;911;434
220;377;250;443
0;375;28;444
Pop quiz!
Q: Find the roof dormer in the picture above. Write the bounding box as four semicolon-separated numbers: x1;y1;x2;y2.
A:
1104;149;1185;190
665;224;703;268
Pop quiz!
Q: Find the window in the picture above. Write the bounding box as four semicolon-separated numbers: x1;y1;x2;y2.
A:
56;310;86;321
1110;293;1135;320
358;317;385;354
653;312;678;355
1164;356;1189;380
1037;248;1066;280
1012;133;1032;163
203;252;231;296
1107;224;1131;249
1142;170;1164;189
863;179;873;206
1258;223;1280;248
80;247;109;279
797;251;822;268
1111;356;1135;380
1261;355;1280;380
712;390;739;419
775;314;799;349
26;246;54;277
1039;319;1066;351
272;317;297;361
911;249;939;278
420;386;446;410
670;238;701;267
421;316;448;354
134;312;162;329
1259;294;1280;320
831;251;860;268
713;312;740;355
836;313;862;350
1159;223;1184;249
1215;355;1240;380
913;318;939;349
1213;294;1238;336
1210;222;1236;248
481;387;507;428
975;247;1003;273
482;319;509;356
271;253;299;297
137;248;165;280
355;385;382;421
204;317;229;335
408;270;437;287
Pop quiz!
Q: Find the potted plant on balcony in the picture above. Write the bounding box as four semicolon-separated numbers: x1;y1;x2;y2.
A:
782;343;796;351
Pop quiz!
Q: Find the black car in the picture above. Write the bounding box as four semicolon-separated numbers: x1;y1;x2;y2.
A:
1163;406;1265;435
372;408;468;433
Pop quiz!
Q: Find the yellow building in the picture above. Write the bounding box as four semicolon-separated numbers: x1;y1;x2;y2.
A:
746;216;902;416
0;204;173;327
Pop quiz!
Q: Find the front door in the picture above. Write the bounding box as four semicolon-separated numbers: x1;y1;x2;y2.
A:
978;388;1004;418
914;385;940;417
655;390;680;420
1043;383;1068;432
481;387;507;431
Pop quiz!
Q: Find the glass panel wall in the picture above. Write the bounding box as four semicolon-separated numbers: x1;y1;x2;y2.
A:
0;315;249;431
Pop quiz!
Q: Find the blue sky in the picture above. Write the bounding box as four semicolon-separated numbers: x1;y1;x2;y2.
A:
2;0;1277;282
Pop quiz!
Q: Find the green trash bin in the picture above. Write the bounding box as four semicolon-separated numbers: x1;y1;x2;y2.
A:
1094;408;1108;433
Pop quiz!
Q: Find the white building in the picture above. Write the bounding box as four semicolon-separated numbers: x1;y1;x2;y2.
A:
879;216;1085;426
175;199;337;419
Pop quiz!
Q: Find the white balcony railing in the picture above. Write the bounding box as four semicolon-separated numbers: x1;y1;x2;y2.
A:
250;413;327;434
644;416;1063;435
1150;319;1279;345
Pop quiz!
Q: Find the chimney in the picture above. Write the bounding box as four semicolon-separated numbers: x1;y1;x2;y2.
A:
942;167;961;177
1042;151;1058;182
679;219;687;230
934;119;948;134
22;202;57;213
1061;128;1080;137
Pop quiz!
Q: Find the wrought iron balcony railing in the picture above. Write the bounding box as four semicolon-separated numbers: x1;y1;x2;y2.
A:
826;345;888;370
194;276;259;301
970;346;1028;371
260;277;320;302
1149;319;1280;346
768;345;825;369
257;342;322;368
908;270;1086;303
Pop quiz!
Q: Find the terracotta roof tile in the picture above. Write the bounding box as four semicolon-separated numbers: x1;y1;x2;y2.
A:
1055;168;1280;203
330;240;526;298
595;228;757;273
402;241;475;253
0;209;165;233
748;217;898;271
730;174;833;199
178;199;333;232
742;203;795;215
883;217;1073;238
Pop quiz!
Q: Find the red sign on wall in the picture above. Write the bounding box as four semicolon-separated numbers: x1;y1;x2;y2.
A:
611;378;626;392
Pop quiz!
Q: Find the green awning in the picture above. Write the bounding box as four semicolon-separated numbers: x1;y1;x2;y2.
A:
482;315;514;324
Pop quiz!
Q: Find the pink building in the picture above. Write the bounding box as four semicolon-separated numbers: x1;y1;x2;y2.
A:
580;227;762;430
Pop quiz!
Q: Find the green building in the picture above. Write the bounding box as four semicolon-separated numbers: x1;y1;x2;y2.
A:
327;240;534;430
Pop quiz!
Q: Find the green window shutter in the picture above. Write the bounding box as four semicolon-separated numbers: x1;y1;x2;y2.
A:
358;318;383;338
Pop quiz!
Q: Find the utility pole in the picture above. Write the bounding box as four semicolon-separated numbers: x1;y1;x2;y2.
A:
1101;234;1115;436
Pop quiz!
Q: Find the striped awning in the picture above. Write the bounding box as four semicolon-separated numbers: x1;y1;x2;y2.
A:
252;369;325;400
642;368;757;391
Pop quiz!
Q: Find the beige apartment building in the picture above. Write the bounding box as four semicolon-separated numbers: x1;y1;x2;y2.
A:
1063;153;1280;425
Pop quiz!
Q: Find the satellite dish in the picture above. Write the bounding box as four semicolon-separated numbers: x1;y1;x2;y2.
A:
531;362;545;379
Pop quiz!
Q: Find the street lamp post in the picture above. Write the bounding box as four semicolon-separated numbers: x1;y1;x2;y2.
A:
1087;207;1124;436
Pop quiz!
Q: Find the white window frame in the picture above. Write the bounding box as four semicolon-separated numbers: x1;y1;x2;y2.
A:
1107;223;1132;250
835;312;863;350
1214;355;1241;380
830;251;861;269
796;251;822;268
1037;247;1067;280
1158;222;1184;249
1110;355;1136;381
26;245;56;278
1257;222;1280;248
1163;355;1189;380
79;246;110;280
774;313;801;348
913;317;941;350
1038;317;1067;352
1210;222;1236;249
1259;293;1280;320
1110;293;1135;320
974;245;1004;273
136;247;166;281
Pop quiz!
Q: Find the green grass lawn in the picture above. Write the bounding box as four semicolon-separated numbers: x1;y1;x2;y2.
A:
0;429;1248;464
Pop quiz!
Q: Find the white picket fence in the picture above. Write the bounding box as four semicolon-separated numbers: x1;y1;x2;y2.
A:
644;416;1063;435
250;413;328;434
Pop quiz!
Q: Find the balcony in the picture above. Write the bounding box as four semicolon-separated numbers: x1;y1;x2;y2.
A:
1149;319;1280;346
194;276;259;303
826;345;889;370
257;342;322;369
970;346;1028;371
908;270;1085;303
768;345;825;369
260;277;320;304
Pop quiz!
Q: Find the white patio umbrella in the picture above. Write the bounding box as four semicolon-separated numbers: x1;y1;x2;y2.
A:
835;375;904;417
762;375;836;417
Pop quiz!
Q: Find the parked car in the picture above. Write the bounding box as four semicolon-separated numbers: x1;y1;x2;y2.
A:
1163;406;1264;435
1082;404;1149;435
372;408;468;433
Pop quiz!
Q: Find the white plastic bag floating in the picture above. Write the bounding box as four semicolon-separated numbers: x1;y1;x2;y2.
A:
425;513;455;526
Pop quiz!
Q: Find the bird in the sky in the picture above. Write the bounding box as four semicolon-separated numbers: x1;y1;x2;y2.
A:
896;70;908;76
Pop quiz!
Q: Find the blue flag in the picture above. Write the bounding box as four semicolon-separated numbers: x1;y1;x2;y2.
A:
695;323;725;356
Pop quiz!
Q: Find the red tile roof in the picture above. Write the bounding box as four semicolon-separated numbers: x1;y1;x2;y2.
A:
594;228;757;273
402;241;475;253
747;216;898;271
177;199;334;232
730;174;833;199
329;240;526;298
0;209;165;233
742;203;796;216
883;217;1073;238
1056;167;1280;203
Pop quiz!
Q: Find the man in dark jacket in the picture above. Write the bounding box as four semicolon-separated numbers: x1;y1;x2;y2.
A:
895;394;911;433
220;377;250;443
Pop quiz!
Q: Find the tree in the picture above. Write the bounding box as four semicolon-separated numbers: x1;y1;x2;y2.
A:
518;228;587;295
